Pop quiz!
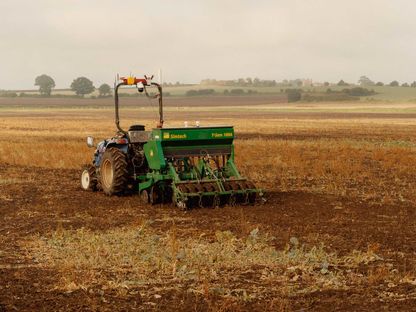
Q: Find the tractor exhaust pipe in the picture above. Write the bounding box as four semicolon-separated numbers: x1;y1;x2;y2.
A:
114;82;126;134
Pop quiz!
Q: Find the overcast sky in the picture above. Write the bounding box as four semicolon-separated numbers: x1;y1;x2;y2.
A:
1;0;415;89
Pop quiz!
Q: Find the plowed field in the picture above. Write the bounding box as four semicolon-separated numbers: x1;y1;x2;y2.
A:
1;97;416;311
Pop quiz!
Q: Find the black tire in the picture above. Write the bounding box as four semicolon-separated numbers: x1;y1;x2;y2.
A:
100;147;128;195
80;164;98;191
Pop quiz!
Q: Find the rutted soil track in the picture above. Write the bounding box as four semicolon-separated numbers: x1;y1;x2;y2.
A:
1;165;416;311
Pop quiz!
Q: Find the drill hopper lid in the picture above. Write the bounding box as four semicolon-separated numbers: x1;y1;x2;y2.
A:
152;125;235;142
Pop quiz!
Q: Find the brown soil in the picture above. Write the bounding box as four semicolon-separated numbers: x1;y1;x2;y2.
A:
1;96;416;310
1;164;416;311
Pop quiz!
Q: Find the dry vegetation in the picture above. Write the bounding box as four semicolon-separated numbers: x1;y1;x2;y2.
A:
1;100;416;311
25;224;383;302
1;115;416;204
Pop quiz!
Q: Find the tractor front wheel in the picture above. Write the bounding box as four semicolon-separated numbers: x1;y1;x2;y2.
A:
100;147;128;195
80;164;98;191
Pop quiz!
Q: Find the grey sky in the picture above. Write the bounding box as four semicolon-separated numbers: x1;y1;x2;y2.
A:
1;0;415;89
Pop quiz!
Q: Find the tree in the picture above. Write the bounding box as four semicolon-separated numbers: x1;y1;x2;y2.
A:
389;80;399;87
237;78;246;86
286;89;302;103
337;79;348;86
358;76;375;86
411;81;416;88
402;82;409;87
230;89;245;95
343;87;375;96
71;77;95;97
294;79;303;87
98;83;112;97
376;82;384;86
34;74;55;96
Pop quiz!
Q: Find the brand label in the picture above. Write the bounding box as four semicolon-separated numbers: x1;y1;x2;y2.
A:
212;132;233;138
170;133;187;139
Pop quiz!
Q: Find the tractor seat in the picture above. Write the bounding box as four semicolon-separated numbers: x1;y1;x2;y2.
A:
128;124;145;131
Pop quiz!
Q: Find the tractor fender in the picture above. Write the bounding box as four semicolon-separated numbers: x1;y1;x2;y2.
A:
105;143;128;154
93;140;128;167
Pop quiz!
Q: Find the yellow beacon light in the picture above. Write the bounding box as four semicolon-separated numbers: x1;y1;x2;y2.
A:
127;76;136;85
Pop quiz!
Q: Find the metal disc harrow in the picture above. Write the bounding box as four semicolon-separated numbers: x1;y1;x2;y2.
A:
173;179;261;210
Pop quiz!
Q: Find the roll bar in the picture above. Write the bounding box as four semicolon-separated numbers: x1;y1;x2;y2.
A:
114;76;164;134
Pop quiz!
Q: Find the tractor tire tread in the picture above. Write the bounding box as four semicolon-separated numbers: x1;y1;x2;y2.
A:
87;164;98;191
101;147;128;195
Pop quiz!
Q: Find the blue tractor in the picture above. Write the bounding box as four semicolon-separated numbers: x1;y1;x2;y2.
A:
80;75;162;198
80;75;262;208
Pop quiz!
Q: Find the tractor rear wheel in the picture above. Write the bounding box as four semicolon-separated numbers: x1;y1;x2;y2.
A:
100;147;128;195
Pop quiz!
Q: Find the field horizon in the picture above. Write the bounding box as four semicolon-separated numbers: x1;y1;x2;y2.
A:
4;82;416;102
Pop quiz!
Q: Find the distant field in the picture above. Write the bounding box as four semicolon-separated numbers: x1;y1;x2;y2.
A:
10;84;416;101
2;96;416;117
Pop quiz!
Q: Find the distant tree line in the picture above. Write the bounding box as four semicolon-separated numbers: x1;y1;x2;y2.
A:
286;87;377;103
27;74;112;98
201;78;278;87
342;87;376;96
185;88;259;97
162;81;194;87
356;76;416;88
3;74;416;99
185;89;258;96
286;89;302;102
186;89;216;96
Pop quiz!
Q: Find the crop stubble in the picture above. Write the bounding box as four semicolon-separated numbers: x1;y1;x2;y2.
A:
1;98;416;311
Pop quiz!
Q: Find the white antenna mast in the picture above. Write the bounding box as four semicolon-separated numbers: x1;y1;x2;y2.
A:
158;68;162;85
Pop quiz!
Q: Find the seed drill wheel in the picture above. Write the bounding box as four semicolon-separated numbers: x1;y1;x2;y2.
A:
140;189;149;204
149;185;162;205
246;181;257;204
80;164;98;191
100;147;128;195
